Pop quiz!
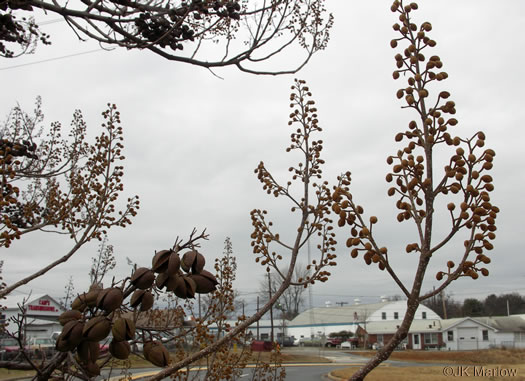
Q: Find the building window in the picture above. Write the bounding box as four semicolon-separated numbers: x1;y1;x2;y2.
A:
394;312;399;320
422;312;427;319
424;333;438;344
447;331;454;341
414;334;419;345
482;330;489;341
382;312;387;320
377;334;384;344
261;333;269;340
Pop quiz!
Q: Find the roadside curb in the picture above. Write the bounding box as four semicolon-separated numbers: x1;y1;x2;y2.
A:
326;371;345;381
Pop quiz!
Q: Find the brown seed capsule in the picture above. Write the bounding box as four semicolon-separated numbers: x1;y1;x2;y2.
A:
167;252;181;275
152;250;172;273
143;341;170;367
83;316;111;342
110;339;131;360
189;270;219;294
84;361;101;377
84;289;101;308
56;320;84;352
59;310;82;326
131;267;156;290
130;289;155;311
174;276;197;299
71;295;87;312
96;288;123;313
181;250;205;274
155;272;170;290
112;318;135;342
181;250;197;272
436;272;443;281
77;340;100;364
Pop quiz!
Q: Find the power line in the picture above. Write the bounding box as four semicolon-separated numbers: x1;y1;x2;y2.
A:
39;18;64;26
0;48;108;71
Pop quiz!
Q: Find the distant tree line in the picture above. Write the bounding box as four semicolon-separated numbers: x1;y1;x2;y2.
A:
423;292;525;318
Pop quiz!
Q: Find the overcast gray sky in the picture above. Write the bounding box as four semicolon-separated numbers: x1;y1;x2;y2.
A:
1;1;524;316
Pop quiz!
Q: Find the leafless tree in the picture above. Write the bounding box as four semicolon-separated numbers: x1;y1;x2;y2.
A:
258;266;307;320
1;0;333;75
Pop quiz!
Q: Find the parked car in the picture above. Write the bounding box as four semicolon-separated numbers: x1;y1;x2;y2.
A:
0;337;23;360
28;337;55;358
298;337;323;347
340;341;352;349
325;337;343;348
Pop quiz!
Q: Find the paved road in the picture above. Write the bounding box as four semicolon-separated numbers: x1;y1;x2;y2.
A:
15;348;430;380
103;348;379;380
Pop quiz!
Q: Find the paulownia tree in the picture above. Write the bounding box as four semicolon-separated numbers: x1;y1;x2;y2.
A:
1;0;333;75
0;101;139;299
328;1;498;379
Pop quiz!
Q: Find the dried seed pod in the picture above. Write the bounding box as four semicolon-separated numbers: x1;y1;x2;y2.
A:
181;250;196;273
84;289;101;308
189;273;217;294
174;276;197;299
144;341;170;367
109;339;131;360
152;250;172;273
181;250;205;274
131;267;155;290
155;272;168;289
96;288;123;313
56;320;84;352
59;310;82;326
130;290;154;311
84;361;101;377
83;316;111;342
112;318;135;342
165;275;180;292
77;340;100;363
71;295;87;312
167;251;181;275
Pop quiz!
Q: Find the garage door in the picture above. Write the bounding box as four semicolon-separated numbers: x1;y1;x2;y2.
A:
458;327;478;350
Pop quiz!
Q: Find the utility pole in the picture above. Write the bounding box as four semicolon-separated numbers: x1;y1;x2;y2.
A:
441;290;448;319
268;272;274;343
198;294;201;320
256;296;260;340
335;302;348;307
507;299;510;316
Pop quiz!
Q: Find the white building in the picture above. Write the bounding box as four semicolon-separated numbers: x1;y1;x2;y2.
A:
287;300;440;341
441;316;525;350
2;294;65;339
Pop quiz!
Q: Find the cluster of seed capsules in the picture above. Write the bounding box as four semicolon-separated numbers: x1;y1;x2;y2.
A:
55;249;218;376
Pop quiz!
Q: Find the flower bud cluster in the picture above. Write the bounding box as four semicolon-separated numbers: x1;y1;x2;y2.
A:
388;1;497;284
250;80;338;285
